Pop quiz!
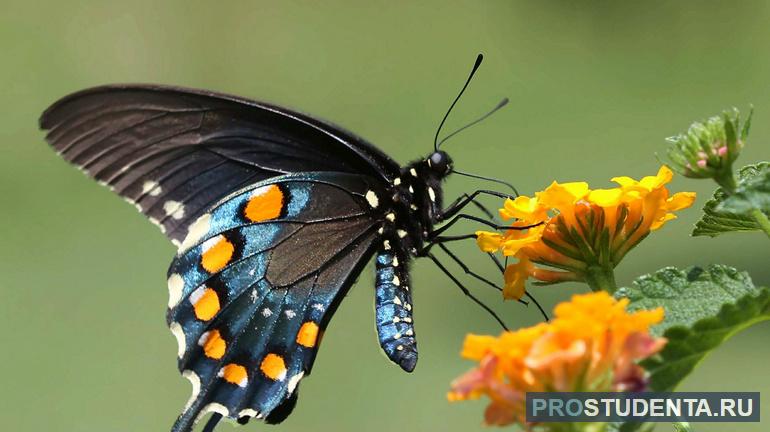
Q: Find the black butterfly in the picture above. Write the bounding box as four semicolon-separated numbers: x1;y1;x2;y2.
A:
39;54;534;431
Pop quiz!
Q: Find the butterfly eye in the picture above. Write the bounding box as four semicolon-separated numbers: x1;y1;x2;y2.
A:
428;151;452;174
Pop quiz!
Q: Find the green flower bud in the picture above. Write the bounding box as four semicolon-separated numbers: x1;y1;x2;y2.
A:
665;108;752;192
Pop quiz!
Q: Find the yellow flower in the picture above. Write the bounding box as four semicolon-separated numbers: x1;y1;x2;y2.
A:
476;166;695;298
448;292;666;428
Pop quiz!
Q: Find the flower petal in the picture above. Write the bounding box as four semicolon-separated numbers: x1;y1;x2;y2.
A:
476;231;503;253
588;188;624;207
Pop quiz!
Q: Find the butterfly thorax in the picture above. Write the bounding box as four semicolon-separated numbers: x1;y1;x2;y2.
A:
380;151;452;256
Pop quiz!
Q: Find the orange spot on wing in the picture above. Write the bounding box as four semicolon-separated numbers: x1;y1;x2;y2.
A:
192;288;220;321
200;236;235;273
221;363;248;387
244;184;284;222
201;330;226;359
296;322;319;348
260;353;287;381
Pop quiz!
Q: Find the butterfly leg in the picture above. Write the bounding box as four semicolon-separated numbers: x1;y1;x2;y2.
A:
444;192;498;220
421;235;549;321
485;253;550;321
425;251;508;330
430;214;541;238
438;189;514;222
435;243;533;304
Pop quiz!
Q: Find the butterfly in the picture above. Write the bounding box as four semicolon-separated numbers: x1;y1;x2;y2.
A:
39;54;526;431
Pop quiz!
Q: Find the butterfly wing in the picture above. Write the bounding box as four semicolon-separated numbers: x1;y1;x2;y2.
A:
39;84;400;244
165;172;385;432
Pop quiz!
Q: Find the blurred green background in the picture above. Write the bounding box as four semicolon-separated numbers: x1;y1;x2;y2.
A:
1;1;769;431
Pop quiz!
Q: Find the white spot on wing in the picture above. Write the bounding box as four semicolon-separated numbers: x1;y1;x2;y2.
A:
405;329;414;336
195;403;230;424
392;276;400;286
167;273;184;308
312;303;324;311
200;235;223;253
250;184;272;198
409;168;417;177
197;331;211;346
365;190;379;208
288;371;305;394
285;310;296;319
393;296;402;306
397;229;407;238
179;213;211;253
142;180;162;196
428;187;436;202
383;240;391;250
163;200;185;220
189;286;206;305
239;409;260;419
170;322;186;358
392;256;399;267
182;370;201;412
393;177;401;186
262;308;272;317
385;213;395;222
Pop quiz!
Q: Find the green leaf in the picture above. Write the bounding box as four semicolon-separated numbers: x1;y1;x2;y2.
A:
719;162;770;213
692;162;770;237
615;265;770;392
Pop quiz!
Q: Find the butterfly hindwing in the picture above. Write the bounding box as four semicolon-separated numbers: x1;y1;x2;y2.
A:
39;85;400;243
165;172;384;431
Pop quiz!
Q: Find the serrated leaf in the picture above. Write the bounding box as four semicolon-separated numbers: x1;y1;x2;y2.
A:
719;163;770;213
615;265;770;392
692;162;770;237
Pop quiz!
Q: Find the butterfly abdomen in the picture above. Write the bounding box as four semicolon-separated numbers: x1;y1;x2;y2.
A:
374;250;417;372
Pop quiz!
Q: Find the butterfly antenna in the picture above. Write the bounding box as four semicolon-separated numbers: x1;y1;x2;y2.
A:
434;53;484;151
452;169;520;197
437;98;509;148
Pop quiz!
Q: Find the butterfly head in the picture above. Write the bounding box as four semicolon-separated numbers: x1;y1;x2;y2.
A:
426;150;453;177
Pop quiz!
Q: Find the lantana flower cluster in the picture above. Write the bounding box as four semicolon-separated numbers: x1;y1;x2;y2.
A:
476;166;695;299
448;292;666;428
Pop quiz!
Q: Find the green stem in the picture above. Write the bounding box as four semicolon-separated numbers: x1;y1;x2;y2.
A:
584;265;618;294
750;208;770;240
714;172;738;194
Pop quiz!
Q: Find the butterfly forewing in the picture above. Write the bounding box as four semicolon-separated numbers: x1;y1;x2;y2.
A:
39;85;400;243
165;173;384;431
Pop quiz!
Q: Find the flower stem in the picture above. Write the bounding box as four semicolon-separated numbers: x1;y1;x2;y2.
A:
714;172;738;194
750;208;770;240
584;265;618;294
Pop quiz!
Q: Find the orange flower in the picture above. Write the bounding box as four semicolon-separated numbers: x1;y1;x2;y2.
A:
448;292;666;428
476;166;695;298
